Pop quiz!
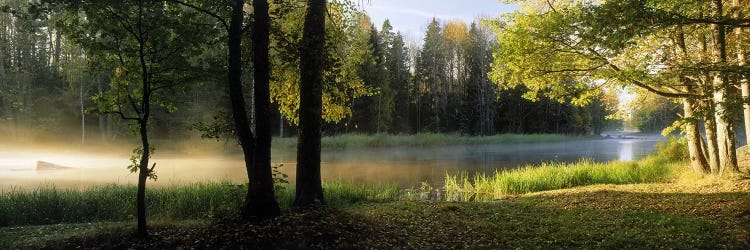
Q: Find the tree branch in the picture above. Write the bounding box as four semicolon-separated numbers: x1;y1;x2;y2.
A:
164;0;229;31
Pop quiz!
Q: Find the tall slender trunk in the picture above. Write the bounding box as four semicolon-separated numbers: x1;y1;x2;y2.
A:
136;1;151;237
246;0;280;220
97;76;107;140
377;95;382;133
280;114;284;137
734;0;750;146
711;0;739;175
700;30;720;174
136;119;149;238
225;0;260;218
47;21;54;68
704;105;721;174
294;0;326;208
80;80;85;145
54;29;61;69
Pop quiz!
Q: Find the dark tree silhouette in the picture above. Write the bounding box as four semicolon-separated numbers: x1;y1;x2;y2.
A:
294;0;326;208
247;0;281;219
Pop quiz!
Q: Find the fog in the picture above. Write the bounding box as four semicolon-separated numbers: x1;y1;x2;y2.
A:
0;134;664;190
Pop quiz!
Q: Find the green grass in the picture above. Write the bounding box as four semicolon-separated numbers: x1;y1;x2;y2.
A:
0;183;244;227
275;181;402;208
445;138;688;200
273;133;597;149
0;182;401;227
4;190;749;249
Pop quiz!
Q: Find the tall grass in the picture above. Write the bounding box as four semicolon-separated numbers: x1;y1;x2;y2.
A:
273;133;596;149
275;182;401;208
0;182;400;227
445;138;688;200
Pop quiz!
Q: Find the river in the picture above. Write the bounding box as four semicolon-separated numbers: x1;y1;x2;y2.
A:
0;135;663;190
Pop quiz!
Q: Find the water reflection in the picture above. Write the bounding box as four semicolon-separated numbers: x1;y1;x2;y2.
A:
0;136;663;190
619;140;634;161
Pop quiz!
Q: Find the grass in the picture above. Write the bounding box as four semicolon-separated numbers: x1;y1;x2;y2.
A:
276;181;402;208
0;182;401;227
445;137;687;200
272;133;597;149
3;182;749;249
0;137;684;228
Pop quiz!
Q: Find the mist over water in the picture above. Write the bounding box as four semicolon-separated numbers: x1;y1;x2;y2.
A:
0;135;663;190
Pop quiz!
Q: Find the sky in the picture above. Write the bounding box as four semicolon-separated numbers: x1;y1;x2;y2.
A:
362;0;519;41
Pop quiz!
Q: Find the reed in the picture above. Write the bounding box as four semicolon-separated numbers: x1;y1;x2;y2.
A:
445;138;687;200
0;181;400;227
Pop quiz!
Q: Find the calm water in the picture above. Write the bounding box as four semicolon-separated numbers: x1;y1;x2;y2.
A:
0;135;663;190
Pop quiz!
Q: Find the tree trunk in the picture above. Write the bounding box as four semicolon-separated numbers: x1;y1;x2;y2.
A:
683;93;709;174
294;0;326;208
734;0;750;146
225;0;260;217
54;29;61;69
80;80;85;145
136;120;149;238
246;0;280;220
136;1;152;235
280;114;284;137
97;76;107;140
711;0;739;175
704;107;721;174
699;30;720;174
676;26;709;174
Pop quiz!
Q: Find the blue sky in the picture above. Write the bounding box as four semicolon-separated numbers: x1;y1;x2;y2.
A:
362;0;519;41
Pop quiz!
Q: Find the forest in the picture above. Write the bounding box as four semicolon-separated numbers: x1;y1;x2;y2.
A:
1;0;750;248
0;0;619;144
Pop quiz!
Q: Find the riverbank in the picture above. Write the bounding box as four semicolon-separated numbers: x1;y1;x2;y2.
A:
444;138;686;199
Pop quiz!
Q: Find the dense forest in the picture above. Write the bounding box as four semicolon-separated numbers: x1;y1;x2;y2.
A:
0;0;618;147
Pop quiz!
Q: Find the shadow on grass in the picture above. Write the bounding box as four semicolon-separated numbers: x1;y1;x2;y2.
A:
3;190;749;249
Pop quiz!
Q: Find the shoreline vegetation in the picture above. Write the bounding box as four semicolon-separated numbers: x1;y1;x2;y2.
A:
444;138;686;200
0;137;681;228
2;138;749;248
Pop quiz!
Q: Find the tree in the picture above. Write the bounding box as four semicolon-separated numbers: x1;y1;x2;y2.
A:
351;21;391;133
491;0;749;175
248;0;281;220
55;0;206;236
443;20;469;131
0;1;74;141
462;22;495;135
370;23;394;133
387;31;412;133
734;0;750;146
294;0;326;208
269;0;371;127
709;0;738;174
165;0;281;219
415;18;446;132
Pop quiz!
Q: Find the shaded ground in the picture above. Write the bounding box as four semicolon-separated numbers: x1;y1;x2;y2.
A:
3;177;749;249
